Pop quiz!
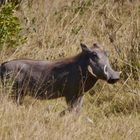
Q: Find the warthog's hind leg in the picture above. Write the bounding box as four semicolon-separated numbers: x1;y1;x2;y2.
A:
13;81;25;105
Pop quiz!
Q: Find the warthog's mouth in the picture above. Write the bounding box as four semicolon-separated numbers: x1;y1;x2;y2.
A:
107;78;120;84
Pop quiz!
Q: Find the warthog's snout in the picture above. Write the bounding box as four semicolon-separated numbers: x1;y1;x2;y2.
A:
107;71;121;84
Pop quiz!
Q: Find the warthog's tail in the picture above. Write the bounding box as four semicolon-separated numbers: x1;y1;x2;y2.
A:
0;63;5;86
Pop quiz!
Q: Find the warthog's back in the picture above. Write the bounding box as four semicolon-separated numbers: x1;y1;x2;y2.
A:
0;58;85;99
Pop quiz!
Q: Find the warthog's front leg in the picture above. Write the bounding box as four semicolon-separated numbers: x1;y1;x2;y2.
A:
60;95;84;116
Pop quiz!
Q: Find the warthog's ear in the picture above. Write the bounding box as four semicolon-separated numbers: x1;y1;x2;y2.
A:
80;43;91;53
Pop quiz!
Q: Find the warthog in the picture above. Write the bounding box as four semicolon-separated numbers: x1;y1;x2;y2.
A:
0;43;120;114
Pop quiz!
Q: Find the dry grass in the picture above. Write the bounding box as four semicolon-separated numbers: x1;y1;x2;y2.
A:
0;0;140;140
0;82;140;140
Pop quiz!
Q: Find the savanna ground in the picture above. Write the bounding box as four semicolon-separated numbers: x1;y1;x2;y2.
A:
0;0;140;140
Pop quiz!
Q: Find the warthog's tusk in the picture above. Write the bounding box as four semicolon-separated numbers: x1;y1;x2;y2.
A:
88;66;97;77
104;65;108;75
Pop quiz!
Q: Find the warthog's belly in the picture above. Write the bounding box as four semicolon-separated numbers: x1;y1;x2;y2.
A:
29;87;64;100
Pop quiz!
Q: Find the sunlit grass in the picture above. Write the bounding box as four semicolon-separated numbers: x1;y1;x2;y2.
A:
0;0;139;139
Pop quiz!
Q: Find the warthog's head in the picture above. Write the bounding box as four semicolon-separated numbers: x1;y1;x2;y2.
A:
81;43;121;84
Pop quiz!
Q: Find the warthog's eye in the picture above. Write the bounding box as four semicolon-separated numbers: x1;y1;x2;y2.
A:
90;52;99;60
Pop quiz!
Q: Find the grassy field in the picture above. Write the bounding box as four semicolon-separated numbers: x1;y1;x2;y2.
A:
0;0;140;140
